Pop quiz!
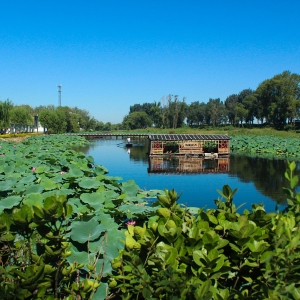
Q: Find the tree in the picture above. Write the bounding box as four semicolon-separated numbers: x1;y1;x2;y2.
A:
39;110;67;133
122;111;152;130
0;99;13;128
206;98;226;127
165;95;187;128
10;106;33;125
149;102;162;128
225;94;239;125
255;71;300;129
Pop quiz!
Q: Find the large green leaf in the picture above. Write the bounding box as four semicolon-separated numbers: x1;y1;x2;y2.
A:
40;179;57;191
70;218;106;243
24;184;44;195
0;195;22;213
78;178;101;189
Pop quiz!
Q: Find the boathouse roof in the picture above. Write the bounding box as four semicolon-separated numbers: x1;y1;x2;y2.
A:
148;134;230;141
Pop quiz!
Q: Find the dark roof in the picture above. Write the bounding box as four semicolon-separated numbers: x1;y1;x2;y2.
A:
148;134;230;141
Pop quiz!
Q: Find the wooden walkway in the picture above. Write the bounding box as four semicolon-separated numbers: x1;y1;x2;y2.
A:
66;133;148;139
66;133;231;157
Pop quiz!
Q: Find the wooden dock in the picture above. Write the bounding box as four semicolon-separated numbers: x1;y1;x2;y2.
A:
67;133;231;157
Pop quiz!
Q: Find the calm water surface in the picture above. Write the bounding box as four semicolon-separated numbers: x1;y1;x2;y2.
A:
76;137;300;212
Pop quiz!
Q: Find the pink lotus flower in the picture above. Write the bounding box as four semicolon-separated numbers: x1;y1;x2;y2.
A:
31;167;36;172
1;154;5;156
126;220;136;226
60;171;66;174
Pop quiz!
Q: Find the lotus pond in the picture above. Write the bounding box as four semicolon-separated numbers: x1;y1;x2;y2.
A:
73;135;300;213
1;134;300;298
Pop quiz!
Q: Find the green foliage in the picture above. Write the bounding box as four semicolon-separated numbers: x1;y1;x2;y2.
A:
0;135;162;299
230;135;300;159
109;163;300;299
2;134;300;299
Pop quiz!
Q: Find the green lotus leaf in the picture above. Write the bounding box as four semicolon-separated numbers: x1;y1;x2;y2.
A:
93;283;108;299
78;177;101;189
19;175;36;185
24;185;44;195
0;182;13;191
40;179;57;191
68;165;84;177
80;192;106;205
23;193;44;206
70;218;106;243
137;189;164;198
104;183;119;191
118;204;154;215
2;165;13;174
94;165;109;175
96;213;118;231
12;184;26;194
0;195;22;213
121;182;139;196
67;248;89;265
35;166;48;174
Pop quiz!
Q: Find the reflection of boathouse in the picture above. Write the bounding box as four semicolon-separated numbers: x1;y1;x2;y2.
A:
148;157;230;174
149;134;230;157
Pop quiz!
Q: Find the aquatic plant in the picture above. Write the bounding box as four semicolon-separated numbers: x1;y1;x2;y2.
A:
1;134;300;299
230;135;300;160
0;135;162;299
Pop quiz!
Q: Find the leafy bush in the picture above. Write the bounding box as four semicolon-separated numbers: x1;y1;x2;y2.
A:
109;162;300;299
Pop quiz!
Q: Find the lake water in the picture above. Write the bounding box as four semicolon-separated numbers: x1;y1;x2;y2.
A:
76;137;300;212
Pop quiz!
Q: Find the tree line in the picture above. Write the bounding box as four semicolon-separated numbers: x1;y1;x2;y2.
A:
0;102;112;133
122;70;300;130
1;70;299;133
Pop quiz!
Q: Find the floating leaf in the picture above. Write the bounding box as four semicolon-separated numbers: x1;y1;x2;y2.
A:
78;177;101;189
70;218;106;243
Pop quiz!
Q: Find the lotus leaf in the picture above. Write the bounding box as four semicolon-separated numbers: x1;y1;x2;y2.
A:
23;193;44;206
0;195;22;213
24;184;44;195
40;179;57;190
78;178;101;189
70;218;106;243
80;193;105;211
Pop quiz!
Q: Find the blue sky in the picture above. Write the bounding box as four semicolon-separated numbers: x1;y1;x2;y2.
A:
1;1;299;124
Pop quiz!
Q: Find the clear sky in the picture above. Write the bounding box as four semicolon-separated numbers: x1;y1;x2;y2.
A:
1;1;299;124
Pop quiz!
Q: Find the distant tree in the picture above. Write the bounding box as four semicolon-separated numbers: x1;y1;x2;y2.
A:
234;102;248;126
255;71;300;129
123;111;152;130
206;98;226;127
237;89;256;125
103;122;112;131
225;94;239;125
186;101;206;126
0;99;13;128
165;95;187;128
39;110;67;133
92;121;102;131
149;102;162;127
10;106;33;125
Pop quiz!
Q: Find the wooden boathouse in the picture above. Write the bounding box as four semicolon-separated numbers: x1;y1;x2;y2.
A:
148;134;230;157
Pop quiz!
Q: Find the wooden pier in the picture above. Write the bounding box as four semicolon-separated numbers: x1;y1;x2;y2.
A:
148;134;230;157
69;133;231;157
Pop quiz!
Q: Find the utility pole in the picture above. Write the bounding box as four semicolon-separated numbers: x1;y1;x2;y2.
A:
57;84;62;106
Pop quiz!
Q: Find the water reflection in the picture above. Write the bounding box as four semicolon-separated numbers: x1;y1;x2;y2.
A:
148;157;230;174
